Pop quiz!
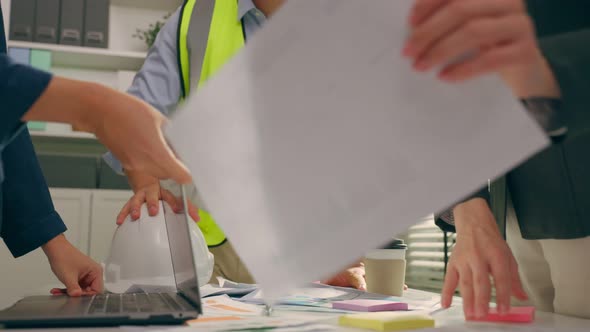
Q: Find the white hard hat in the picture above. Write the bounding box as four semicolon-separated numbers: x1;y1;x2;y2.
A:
103;201;214;293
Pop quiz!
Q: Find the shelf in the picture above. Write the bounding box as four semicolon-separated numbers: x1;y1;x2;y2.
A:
30;130;97;140
111;0;183;11
7;40;146;71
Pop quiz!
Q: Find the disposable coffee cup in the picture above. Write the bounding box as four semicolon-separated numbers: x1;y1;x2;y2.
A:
364;239;408;296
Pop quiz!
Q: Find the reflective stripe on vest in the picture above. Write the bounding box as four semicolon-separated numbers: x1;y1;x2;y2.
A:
178;0;245;247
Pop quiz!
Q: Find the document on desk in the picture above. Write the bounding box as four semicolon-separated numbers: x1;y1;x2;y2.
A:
166;0;549;303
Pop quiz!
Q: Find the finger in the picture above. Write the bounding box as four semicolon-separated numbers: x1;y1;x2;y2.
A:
50;288;67;296
81;268;104;294
62;277;83;297
348;272;367;291
406;0;520;59
441;265;459;308
459;266;475;320
472;263;492;319
116;201;132;225
188;202;201;222
129;191;147;220
413;14;528;72
491;259;513;316
408;0;449;27
160;189;181;213
145;187;160;216
510;258;529;301
438;40;534;82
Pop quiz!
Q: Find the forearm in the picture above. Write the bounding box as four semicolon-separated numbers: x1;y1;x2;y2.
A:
41;234;70;261
23;77;108;133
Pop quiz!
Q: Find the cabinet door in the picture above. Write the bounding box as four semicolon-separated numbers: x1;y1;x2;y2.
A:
0;189;92;301
89;189;133;263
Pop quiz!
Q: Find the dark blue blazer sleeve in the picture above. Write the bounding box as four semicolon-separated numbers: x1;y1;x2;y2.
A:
0;55;53;149
1;129;67;258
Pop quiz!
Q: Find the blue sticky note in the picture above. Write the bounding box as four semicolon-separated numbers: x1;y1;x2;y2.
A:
7;48;31;65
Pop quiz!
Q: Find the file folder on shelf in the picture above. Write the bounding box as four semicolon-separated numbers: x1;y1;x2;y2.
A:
60;0;85;46
84;0;110;48
34;0;60;44
9;0;36;41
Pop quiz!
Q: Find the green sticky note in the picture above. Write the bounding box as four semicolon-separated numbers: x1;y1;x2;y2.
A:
27;121;47;131
30;50;52;71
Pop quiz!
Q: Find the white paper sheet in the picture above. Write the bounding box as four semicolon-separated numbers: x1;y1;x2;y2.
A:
166;0;548;303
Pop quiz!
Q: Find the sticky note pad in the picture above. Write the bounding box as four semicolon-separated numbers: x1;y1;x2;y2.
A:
339;312;435;331
475;306;535;323
333;300;408;312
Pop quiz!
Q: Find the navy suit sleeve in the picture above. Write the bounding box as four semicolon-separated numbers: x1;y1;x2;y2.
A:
0;54;53;148
1;129;67;258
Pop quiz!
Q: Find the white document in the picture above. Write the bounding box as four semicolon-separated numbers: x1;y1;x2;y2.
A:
166;0;548;303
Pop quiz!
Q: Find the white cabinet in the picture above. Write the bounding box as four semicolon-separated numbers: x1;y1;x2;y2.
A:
0;188;131;300
0;189;92;299
89;190;132;264
49;189;93;253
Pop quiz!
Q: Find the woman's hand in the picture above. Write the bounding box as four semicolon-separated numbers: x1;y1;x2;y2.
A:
405;0;560;98
117;170;200;225
443;198;528;319
43;235;103;297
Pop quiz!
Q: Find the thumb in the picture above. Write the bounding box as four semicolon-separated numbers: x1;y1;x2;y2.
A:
349;272;367;291
63;275;83;297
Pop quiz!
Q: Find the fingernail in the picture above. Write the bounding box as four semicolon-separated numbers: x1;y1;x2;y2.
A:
149;206;158;215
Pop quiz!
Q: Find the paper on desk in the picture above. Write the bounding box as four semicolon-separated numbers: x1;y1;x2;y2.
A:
166;0;548;303
201;295;263;317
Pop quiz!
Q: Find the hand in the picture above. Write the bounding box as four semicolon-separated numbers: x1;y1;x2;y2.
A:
405;0;560;98
323;262;367;291
443;198;528;320
42;235;104;297
25;77;192;184
117;170;200;225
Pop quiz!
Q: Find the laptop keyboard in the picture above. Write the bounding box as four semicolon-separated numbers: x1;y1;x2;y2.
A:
88;293;186;314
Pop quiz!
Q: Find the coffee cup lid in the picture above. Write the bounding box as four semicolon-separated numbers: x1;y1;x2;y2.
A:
380;238;407;250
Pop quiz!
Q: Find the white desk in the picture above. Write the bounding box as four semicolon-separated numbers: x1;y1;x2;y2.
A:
2;292;590;331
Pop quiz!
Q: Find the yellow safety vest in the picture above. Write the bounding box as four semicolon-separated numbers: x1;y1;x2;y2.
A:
177;0;245;247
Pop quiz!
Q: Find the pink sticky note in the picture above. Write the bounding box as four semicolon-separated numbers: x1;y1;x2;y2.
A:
476;306;535;323
332;299;408;312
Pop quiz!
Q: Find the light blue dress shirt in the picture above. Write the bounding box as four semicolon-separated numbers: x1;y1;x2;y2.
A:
104;0;266;173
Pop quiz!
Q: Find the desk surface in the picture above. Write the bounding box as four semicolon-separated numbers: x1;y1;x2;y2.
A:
2;292;589;331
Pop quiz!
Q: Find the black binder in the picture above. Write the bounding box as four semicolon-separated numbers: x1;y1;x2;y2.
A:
84;0;109;48
34;0;60;44
59;0;85;45
9;0;36;41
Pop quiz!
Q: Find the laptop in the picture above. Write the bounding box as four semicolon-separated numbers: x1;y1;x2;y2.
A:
0;185;203;328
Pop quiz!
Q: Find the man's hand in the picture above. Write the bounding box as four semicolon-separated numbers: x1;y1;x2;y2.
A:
42;235;103;297
405;0;560;98
25;77;192;184
323;263;367;291
443;198;528;319
117;170;200;225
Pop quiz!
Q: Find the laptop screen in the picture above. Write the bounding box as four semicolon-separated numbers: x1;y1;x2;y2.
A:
161;181;202;311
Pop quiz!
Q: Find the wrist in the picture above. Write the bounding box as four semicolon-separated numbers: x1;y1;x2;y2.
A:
453;198;499;234
501;52;561;99
125;169;159;192
42;234;71;261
